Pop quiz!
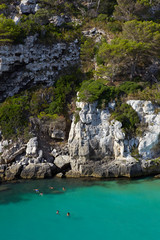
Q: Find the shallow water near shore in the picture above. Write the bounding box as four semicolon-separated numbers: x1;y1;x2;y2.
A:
0;177;160;240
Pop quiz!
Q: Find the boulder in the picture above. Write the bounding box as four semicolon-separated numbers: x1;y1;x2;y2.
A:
56;173;64;178
1;145;26;164
54;155;70;168
26;137;38;157
5;164;23;181
21;163;36;179
20;0;38;14
51;129;65;140
20;163;57;179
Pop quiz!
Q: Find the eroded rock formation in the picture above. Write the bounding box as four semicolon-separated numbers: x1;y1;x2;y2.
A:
0;35;79;102
0;100;160;180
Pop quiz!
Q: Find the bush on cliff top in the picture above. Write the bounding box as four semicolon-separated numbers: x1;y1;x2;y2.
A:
78;80;143;107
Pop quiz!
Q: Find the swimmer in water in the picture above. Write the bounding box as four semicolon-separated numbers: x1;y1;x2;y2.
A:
67;212;70;216
49;187;54;189
62;187;66;191
34;189;39;193
56;210;59;214
39;193;43;196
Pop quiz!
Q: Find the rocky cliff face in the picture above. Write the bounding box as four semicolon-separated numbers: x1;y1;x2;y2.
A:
66;100;160;177
0;35;79;102
0;99;160;180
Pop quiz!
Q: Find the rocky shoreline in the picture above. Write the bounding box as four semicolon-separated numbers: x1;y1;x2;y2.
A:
0;100;160;181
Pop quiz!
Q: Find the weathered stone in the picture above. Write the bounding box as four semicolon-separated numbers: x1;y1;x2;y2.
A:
68;102;126;163
51;130;65;140
154;174;160;178
20;0;39;14
127;100;160;159
20;163;57;179
1;145;26;164
67;100;160;177
5;164;23;181
0;37;79;102
26;137;38;157
54;155;70;168
20;163;36;179
56;172;64;178
49;15;69;26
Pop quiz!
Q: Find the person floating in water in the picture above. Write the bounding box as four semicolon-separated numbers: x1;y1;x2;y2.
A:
62;187;66;191
56;210;59;214
49;187;54;189
67;212;70;216
34;189;39;193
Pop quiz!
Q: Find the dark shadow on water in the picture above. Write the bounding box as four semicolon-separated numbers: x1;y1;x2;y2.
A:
0;176;159;205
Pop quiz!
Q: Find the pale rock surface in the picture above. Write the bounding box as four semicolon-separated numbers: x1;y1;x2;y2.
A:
13;16;20;24
49;15;71;26
20;0;38;14
68;101;127;171
51;129;65;140
26;137;38;157
20;163;57;179
127;100;160;159
5;164;23;181
54;155;70;168
1;144;26;164
66;100;160;177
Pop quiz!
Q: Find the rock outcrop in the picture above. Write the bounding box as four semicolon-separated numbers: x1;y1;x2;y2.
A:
127;100;160;159
66;100;160;177
0;136;60;181
0;35;79;102
0;100;160;180
20;0;39;14
20;163;56;179
68;101;128;162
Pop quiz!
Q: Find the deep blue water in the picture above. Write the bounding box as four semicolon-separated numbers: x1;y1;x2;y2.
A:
0;177;160;240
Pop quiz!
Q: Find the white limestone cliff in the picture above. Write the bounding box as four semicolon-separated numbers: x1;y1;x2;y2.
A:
67;100;160;177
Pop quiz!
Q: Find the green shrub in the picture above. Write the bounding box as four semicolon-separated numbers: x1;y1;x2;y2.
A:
0;95;29;138
116;81;143;95
111;103;140;136
0;4;7;10
78;80;143;107
78;80;116;107
0;14;26;44
45;68;83;114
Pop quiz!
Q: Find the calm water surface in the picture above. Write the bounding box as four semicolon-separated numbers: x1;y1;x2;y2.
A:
0;177;160;240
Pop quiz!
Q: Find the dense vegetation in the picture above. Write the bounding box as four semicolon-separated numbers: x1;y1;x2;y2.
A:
0;0;160;139
0;69;83;139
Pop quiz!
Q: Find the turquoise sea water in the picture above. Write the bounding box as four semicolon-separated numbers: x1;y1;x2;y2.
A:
0;178;160;240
